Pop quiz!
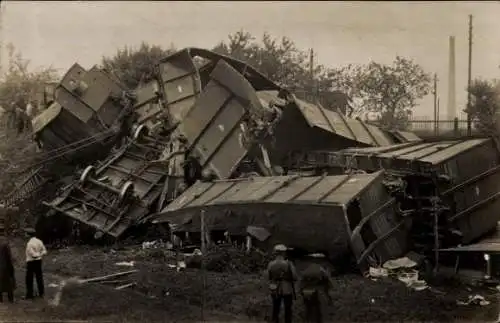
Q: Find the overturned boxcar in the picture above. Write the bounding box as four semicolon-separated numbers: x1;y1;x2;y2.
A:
42;126;175;239
32;64;133;161
152;171;409;269
334;138;500;252
154;47;280;128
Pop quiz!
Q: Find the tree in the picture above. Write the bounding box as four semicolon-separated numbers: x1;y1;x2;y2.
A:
0;43;59;132
329;57;431;129
466;79;500;135
213;31;351;113
101;42;176;89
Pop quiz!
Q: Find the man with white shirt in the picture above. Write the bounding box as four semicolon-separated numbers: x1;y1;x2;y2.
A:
24;228;47;299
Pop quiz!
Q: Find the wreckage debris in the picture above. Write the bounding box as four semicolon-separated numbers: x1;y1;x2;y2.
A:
42;125;176;239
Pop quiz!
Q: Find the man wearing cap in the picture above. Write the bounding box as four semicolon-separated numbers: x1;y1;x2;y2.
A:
0;236;16;303
24;228;47;299
299;256;334;323
267;244;298;323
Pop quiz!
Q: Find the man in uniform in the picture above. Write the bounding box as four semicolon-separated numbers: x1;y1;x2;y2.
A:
267;244;298;323
299;255;334;323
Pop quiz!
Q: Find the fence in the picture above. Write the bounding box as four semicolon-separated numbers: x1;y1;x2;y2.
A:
368;117;480;139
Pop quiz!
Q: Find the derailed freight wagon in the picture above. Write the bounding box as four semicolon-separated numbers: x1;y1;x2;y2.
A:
334;137;500;254
152;171;409;270
42;126;175;240
32;63;133;160
255;90;422;172
141;47;281;129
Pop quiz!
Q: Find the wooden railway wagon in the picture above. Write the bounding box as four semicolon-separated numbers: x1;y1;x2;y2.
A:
335;138;500;253
42;125;178;239
32;64;132;161
152;171;409;270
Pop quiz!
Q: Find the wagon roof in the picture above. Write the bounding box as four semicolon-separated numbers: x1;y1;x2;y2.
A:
152;170;386;224
32;102;62;134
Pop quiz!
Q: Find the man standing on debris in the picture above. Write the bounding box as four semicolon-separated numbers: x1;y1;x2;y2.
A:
267;244;298;323
299;255;334;323
24;228;47;299
0;235;16;303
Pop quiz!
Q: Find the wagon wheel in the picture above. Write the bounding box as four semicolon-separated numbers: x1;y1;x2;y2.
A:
118;181;135;204
80;166;96;184
132;124;149;142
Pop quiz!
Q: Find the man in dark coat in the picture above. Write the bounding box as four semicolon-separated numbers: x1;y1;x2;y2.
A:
0;237;16;303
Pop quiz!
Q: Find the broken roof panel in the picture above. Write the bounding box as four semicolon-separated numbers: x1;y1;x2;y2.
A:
32;102;62;134
291;96;400;147
154;171;408;269
341;138;499;177
391;130;422;143
439;229;500;252
184;48;281;91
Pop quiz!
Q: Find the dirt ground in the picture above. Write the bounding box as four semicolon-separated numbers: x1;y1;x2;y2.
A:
1;238;499;322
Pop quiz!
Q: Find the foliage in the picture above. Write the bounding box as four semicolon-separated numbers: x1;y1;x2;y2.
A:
0;43;59;112
328;57;431;129
213;31;351;114
101;42;176;89
466;79;500;135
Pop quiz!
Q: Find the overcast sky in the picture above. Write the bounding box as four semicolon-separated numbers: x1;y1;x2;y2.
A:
1;1;499;118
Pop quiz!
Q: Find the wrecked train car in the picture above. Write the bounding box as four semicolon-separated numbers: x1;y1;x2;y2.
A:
334;138;500;252
152;171;409;269
173;59;282;180
256;90;422;171
140;47;280;129
42;126;175;239
32;64;133;158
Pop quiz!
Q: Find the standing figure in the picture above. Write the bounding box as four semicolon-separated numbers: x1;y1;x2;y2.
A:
24;228;47;299
267;244;298;323
0;237;16;303
299;260;334;323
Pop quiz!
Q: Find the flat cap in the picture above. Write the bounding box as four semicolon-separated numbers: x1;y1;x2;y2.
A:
273;244;287;252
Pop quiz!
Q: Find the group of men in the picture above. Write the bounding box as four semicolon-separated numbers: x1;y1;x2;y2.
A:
0;228;47;303
267;244;334;323
1;227;327;322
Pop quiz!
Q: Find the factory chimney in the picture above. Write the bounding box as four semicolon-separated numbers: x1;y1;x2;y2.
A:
447;36;457;120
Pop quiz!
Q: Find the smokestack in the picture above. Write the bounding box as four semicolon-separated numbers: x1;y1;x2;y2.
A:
447;36;457;120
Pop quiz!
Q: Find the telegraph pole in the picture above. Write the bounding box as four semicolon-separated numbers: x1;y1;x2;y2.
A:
467;15;473;136
0;0;3;78
433;74;437;134
309;48;314;79
309;48;315;100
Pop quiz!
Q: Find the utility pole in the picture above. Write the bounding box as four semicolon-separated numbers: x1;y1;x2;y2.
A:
433;73;438;135
309;48;315;101
309;48;314;79
467;14;473;136
0;0;3;78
